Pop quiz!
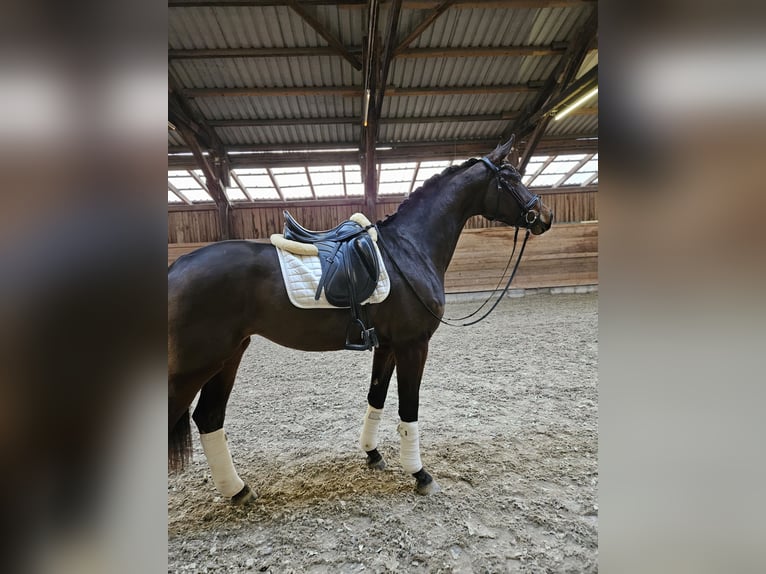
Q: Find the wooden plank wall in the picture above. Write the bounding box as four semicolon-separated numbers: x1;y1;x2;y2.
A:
169;222;597;291
444;222;597;292
168;191;597;243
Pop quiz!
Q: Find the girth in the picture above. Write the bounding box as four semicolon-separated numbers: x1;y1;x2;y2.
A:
282;211;380;351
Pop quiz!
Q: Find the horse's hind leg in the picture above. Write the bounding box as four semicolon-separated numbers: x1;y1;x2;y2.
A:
192;337;254;505
395;341;441;495
360;345;396;470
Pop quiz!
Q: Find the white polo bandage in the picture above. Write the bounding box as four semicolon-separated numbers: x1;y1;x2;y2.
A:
199;428;245;498
397;421;423;474
359;405;384;452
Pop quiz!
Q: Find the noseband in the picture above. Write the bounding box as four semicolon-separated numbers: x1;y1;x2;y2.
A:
375;154;539;328
479;156;540;227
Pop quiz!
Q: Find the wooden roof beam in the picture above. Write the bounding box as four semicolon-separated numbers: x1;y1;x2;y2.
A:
361;0;382;215
168;182;193;205
168;133;597;166
375;0;403;120
394;0;455;55
169;77;233;237
551;153;595;188
286;1;363;70
510;8;597;171
169;77;231;188
183;84;538;97
208;111;522;127
230;171;255;202
265;168;285;202
168;44;565;60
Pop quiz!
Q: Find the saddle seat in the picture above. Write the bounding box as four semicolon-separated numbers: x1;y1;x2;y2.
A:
279;210;381;351
283;211;370;244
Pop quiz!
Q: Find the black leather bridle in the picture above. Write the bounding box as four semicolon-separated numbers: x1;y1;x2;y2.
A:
375;155;541;328
479;156;541;228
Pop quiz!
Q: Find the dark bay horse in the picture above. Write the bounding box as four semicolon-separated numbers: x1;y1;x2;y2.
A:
168;137;553;502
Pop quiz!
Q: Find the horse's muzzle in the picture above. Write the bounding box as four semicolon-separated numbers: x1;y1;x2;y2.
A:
530;208;553;235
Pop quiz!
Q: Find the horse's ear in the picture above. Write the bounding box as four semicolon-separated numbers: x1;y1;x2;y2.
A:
486;135;515;164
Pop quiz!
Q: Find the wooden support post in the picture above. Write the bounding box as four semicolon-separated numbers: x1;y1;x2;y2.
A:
174;120;232;240
363;115;378;218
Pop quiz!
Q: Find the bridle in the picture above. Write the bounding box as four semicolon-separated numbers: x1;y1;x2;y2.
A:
375;155;542;328
479;156;541;228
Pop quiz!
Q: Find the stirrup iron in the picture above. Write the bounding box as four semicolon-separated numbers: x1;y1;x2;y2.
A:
345;318;379;351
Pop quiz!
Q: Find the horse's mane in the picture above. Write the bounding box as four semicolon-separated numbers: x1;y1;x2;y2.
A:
377;157;480;226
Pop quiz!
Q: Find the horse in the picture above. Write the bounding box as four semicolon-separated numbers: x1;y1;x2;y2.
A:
168;136;553;503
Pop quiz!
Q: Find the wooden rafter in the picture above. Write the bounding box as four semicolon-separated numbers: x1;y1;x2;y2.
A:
509;8;597;172
527;65;598;126
375;0;403;120
168;44;565;60
182;84;537;98
304;166;317;199
204;109;602;128
266;168;285;202
169;76;231;187
361;0;382;216
582;172;598;187
408;161;421;195
286;1;363;70
230;171;255;202
169;76;234;237
394;0;454;54
186;169;210;193
168;182;193;205
168;134;598;169
552;153;595;188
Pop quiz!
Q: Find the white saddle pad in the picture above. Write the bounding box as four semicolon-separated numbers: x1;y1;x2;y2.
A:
275;242;391;309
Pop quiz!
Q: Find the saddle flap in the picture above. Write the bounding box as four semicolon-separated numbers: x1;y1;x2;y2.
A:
316;234;379;307
352;235;379;281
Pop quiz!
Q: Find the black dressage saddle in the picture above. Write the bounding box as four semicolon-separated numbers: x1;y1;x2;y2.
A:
282;211;380;351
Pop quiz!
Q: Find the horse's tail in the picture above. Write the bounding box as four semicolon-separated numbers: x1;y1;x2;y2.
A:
168;409;192;472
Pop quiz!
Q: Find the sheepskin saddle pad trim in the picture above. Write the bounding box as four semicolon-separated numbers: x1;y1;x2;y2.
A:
271;214;390;309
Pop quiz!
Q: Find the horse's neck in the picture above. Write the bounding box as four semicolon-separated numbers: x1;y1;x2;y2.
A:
386;164;485;277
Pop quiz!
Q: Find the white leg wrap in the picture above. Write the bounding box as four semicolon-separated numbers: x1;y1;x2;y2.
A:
199;428;245;498
359;405;384;452
397;421;423;474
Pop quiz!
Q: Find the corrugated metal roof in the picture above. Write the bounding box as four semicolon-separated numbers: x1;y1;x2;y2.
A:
170;57;360;90
192;95;359;121
169;1;597;180
380;120;505;143
545;113;598;136
169;6;325;49
381;92;536;119
389;54;558;88
167;129;186;147
217;124;358;146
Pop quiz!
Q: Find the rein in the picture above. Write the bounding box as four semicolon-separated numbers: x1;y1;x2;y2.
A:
374;154;538;328
376;225;531;328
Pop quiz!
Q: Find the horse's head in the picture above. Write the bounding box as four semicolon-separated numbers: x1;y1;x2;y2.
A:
480;136;554;235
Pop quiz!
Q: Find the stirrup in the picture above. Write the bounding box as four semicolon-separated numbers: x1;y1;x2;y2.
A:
345;318;379;351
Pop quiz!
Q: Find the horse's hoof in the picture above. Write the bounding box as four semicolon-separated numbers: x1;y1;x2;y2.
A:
416;479;441;495
365;449;386;471
413;468;441;496
230;484;256;505
367;457;386;471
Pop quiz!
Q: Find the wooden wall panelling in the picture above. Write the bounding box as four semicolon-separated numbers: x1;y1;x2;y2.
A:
168;223;598;291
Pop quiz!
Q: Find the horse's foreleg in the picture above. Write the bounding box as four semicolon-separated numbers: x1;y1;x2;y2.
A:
394;341;441;495
192;337;254;505
360;345;396;470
